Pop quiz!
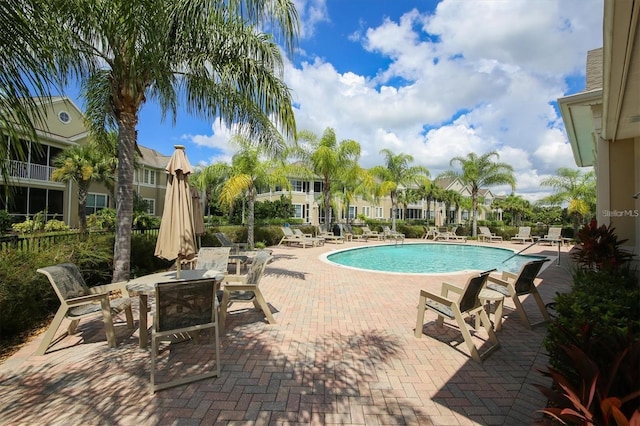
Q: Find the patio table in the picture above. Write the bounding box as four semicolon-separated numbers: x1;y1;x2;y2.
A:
125;269;224;349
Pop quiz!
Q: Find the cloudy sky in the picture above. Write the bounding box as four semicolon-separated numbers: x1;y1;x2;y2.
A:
99;0;606;201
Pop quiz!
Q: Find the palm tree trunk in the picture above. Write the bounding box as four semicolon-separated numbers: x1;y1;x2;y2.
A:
247;188;255;248
391;192;397;231
77;183;89;236
472;193;478;237
112;112;137;282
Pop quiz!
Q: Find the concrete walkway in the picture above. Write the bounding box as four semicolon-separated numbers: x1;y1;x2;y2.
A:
0;239;573;425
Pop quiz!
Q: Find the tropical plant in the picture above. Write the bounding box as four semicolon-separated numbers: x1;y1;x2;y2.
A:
219;135;291;247
439;151;515;237
291;127;365;226
539;167;596;236
370;149;430;232
0;210;12;235
51;143;113;235
440;189;463;225
493;193;531;226
48;0;298;281
192;162;232;217
571;220;634;272
536;324;640;426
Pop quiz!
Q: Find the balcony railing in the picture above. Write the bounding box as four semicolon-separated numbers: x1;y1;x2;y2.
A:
5;160;54;182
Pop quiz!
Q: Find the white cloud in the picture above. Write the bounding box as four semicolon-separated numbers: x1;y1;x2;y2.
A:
187;0;602;201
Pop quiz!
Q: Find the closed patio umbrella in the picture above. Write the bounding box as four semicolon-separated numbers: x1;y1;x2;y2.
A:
155;145;197;278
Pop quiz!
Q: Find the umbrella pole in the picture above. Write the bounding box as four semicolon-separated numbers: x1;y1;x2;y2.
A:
177;256;182;279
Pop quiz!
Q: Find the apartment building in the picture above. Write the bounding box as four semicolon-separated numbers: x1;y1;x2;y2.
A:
1;97;170;228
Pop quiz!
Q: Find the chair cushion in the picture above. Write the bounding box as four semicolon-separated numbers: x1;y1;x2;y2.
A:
425;301;454;319
486;283;510;297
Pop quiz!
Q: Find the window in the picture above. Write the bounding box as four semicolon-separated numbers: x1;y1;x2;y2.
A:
362;206;371;218
293;204;303;218
86;193;108;215
58;111;71;124
313;181;322;193
375;207;383;219
143;169;156;185
291;180;303;192
348;206;357;220
144;198;156;215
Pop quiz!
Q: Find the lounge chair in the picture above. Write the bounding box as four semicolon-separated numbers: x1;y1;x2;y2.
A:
219;252;275;330
361;225;383;241
292;228;324;246
382;225;405;242
486;259;551;329
344;223;366;240
511;226;533;244
478;226;503;242
538;227;563;245
151;277;221;393
415;270;500;362
35;263;134;355
214;232;249;254
435;226;467;242
316;224;345;244
279;226;314;248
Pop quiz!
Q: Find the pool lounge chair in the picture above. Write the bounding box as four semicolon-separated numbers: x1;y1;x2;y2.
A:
279;227;314;248
511;226;533;244
478;226;503;242
361;225;383;241
382;225;405;242
292;228;325;246
538;227;563;245
343;223;366;240
316;224;345;244
423;226;438;240
214;232;249;254
415;269;500;363
435;226;467;242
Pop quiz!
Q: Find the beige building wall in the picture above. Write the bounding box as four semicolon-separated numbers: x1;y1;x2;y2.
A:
607;137;638;250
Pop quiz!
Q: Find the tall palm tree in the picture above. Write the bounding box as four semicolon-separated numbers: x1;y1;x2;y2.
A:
539;167;596;235
440;151;515;237
50;0;299;281
292;128;363;226
219;135;290;247
370;149;430;232
192;162;232;218
51;143;113;235
440;189;463;225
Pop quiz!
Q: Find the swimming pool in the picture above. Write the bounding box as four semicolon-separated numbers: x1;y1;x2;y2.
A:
323;243;546;275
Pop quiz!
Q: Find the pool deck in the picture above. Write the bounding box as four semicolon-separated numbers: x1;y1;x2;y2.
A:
0;239;574;425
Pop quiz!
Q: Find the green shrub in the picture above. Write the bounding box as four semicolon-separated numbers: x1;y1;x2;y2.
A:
544;267;640;380
130;233;172;277
87;208;116;231
43;219;69;232
11;215;45;234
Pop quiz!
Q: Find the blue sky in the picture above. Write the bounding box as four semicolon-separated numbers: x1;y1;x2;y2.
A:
66;0;603;201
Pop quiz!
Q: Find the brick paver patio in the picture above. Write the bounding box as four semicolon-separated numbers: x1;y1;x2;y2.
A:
0;239;573;425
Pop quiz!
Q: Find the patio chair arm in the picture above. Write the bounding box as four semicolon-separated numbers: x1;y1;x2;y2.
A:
501;271;517;281
222;274;248;284
90;281;130;296
487;275;509;288
419;289;455;307
223;283;257;292
66;292;110;306
441;282;464;298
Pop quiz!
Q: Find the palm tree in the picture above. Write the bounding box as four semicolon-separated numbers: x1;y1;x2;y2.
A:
440;189;463;225
370;149;430;232
493;193;531;226
219;135;291;247
292;128;363;227
0;0;78;186
192;162;232;218
539;167;596;235
51;143;113;235
50;0;299;281
440;151;515;237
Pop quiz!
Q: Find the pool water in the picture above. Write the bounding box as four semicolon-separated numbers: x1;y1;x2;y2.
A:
325;243;544;275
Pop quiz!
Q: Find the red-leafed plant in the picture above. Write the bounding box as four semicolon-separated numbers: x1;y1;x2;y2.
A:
571;220;634;272
536;324;640;425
